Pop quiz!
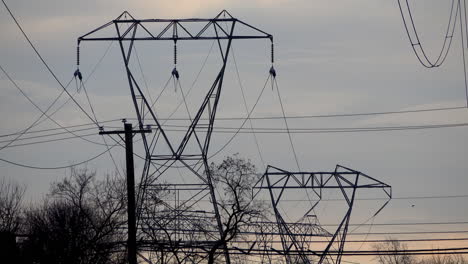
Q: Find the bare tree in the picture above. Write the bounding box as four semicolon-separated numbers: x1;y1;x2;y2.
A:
420;254;468;264
0;176;26;234
138;155;265;263
0;177;26;262
20;167;126;264
373;238;416;264
207;154;265;264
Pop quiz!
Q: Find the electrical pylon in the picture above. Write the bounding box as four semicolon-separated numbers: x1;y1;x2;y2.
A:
77;10;273;263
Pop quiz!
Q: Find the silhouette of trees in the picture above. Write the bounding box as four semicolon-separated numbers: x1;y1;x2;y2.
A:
0;176;25;234
138;155;265;264
206;155;265;264
0;177;26;262
373;238;416;264
20;168;126;264
422;254;468;264
373;238;468;264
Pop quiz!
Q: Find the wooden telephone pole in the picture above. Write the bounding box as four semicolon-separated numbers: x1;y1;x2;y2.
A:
100;121;151;264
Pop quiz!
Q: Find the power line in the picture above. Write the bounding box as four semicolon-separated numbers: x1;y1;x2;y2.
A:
323;221;468;227
0;38;116;148
274;77;301;171
152;106;468;121
268;194;468;201
460;0;468;107
5;120;468;149
326;246;468;255
0;126;98;144
2;104;463;140
0;112;465;151
1;132;99;149
78;79;124;178
153;121;468;133
397;0;458;68
0;65;108;148
208;74;271;159
0;143;117;170
167;193;468;203
0;119;120;139
29;37;116;131
5;112;468;142
347;230;468;236
397;0;468;107
0;0;119;151
1;0;97;124
230;43;266;169
221;237;468;244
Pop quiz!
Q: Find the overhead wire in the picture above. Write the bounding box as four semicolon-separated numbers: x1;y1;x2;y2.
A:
24;39;116;133
0;142;118;170
0;120;118;138
227;237;468;244
1;10;125;171
79;79;124;177
329;221;468;227
143;121;468;134
0;126;99;144
165;193;468;203
397;0;468;107
274;77;301;171
0;37;214;168
4;120;468;150
223;17;266;169
208;75;271;159
73;24;129;178
1;0;97;124
345;230;468;236
1;131;99;149
0;64;72;149
465;0;468;48
3;9;467;254
459;0;468;107
0;57;121;168
0;66;107;149
397;0;458;68
230;44;266;170
0;1;120;157
4;9;467;259
149;105;468;121
4;119;468;151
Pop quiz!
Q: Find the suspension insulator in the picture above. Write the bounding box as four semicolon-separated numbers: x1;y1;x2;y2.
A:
174;43;177;66
77;46;80;67
271;42;274;64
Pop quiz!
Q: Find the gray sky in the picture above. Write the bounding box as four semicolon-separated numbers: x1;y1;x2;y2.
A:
1;0;468;263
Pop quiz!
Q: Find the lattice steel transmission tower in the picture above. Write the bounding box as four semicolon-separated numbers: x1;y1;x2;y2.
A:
253;165;392;264
78;10;273;263
78;10;392;264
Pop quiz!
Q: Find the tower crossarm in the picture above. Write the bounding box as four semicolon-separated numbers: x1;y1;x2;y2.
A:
78;10;273;43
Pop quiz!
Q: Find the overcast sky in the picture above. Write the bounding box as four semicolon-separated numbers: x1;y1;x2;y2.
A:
1;0;468;263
